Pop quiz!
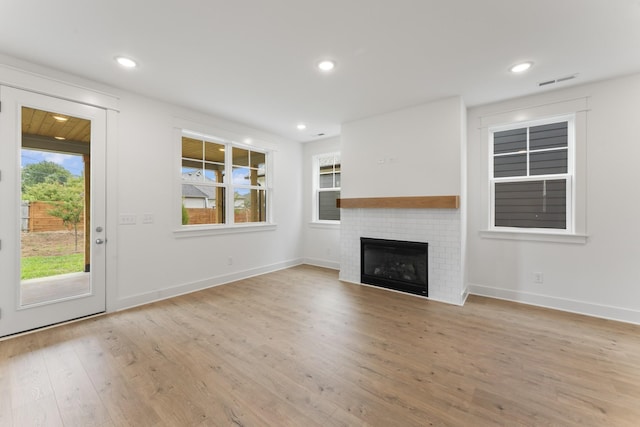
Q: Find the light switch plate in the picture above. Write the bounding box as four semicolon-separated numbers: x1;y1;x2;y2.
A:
119;214;137;225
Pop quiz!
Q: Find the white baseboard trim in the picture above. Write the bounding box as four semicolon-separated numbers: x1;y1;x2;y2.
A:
468;283;640;325
460;286;470;305
302;257;340;270
338;278;463;306
115;258;304;311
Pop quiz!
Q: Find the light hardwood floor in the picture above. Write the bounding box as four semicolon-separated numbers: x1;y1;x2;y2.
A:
1;265;639;426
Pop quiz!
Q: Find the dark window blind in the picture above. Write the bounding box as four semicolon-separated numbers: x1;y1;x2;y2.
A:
494;153;527;177
319;191;340;221
494;128;526;154
493;121;568;178
494;179;566;229
530;122;568;150
530;150;567;175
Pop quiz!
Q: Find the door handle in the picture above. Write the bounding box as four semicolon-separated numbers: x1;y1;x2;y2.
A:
95;238;106;245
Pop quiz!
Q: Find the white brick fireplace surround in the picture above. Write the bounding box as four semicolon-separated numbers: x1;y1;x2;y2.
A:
339;207;465;305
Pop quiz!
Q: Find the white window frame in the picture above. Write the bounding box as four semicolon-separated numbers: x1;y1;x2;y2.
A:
230;146;269;224
312;152;341;224
178;129;273;233
488;114;575;235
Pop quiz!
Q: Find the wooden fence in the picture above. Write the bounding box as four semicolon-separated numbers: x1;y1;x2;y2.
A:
185;208;222;225
185;208;258;224
22;201;85;233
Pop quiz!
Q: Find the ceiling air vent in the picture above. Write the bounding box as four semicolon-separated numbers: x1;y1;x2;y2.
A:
539;74;578;87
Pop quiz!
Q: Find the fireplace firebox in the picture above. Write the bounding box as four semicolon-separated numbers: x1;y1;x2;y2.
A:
360;237;428;296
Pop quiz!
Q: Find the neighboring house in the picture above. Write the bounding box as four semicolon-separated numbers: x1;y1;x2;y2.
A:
233;197;246;210
181;171;216;209
181;183;216;209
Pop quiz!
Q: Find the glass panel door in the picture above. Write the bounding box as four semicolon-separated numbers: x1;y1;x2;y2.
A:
20;107;92;306
0;86;106;338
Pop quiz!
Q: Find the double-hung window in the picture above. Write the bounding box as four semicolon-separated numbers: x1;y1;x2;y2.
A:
489;115;574;232
181;132;269;226
313;153;341;222
231;147;267;223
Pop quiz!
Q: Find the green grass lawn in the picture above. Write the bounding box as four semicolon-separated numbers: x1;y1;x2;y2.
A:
21;253;84;280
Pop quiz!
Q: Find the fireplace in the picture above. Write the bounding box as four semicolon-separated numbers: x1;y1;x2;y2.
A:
360;237;428;296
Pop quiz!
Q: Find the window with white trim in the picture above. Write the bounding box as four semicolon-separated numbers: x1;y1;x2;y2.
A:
231;147;267;223
181;132;269;226
489;115;574;232
313;153;340;222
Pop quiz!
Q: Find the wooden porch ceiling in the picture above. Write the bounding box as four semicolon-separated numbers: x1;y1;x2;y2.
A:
21;106;90;155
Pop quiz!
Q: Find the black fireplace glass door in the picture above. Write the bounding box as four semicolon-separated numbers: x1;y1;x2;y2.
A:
361;238;428;296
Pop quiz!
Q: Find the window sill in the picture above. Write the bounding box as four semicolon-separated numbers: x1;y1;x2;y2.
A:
479;230;588;244
308;221;340;230
174;223;277;238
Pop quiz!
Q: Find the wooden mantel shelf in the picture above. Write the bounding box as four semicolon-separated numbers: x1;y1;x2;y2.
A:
337;195;459;209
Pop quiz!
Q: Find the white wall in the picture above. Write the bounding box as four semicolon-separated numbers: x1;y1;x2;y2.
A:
341;96;463;198
111;94;304;309
0;54;304;312
302;136;341;269
467;73;640;324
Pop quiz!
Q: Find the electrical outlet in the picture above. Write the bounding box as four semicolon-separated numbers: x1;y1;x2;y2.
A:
142;213;154;224
119;214;136;225
227;256;233;266
534;272;544;284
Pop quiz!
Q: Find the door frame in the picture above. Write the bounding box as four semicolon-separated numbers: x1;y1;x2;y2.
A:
0;64;119;337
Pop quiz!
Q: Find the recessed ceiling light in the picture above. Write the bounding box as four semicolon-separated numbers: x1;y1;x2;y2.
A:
115;56;138;68
297;123;307;130
52;115;68;122
510;61;533;73
243;138;253;144
54;136;66;140
317;60;336;72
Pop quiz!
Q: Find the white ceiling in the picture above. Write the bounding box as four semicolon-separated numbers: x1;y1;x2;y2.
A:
1;0;639;142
